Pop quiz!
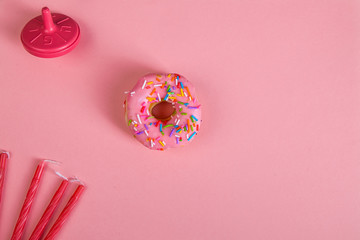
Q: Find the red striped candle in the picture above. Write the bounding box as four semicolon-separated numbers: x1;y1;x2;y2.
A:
11;161;46;240
0;152;9;208
44;184;85;240
29;179;69;240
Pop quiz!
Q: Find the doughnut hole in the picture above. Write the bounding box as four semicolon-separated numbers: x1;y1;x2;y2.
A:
150;101;175;121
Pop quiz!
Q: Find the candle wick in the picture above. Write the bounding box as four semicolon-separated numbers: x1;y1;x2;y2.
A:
43;159;62;165
68;177;85;186
55;172;68;181
0;151;10;158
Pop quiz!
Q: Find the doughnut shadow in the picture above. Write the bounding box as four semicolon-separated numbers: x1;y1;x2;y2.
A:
100;60;159;135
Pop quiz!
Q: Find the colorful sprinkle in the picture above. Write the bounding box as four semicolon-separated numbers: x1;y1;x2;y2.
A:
188;132;196;141
191;115;198;121
169;128;175;137
137;114;142;124
141;80;147;89
177;101;188;106
185;86;192;97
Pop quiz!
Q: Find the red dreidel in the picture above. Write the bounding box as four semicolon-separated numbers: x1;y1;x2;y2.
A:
21;7;80;58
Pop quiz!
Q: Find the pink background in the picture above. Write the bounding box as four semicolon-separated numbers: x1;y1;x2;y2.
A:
0;0;360;239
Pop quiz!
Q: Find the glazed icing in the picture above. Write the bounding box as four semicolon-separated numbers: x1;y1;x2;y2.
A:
124;73;201;150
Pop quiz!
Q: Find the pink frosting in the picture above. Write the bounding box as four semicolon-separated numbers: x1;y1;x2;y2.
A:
124;73;201;150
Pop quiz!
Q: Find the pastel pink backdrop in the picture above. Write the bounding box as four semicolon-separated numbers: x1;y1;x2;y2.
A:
0;0;359;239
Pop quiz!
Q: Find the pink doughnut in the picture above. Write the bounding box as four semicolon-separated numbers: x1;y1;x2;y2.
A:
124;73;202;150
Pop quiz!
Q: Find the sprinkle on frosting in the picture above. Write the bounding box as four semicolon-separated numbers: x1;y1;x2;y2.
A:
190;115;198;121
188;132;197;141
137;114;142;124
169;128;175;137
142;80;147;89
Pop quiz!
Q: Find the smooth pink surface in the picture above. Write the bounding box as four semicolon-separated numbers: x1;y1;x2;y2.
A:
0;0;359;239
